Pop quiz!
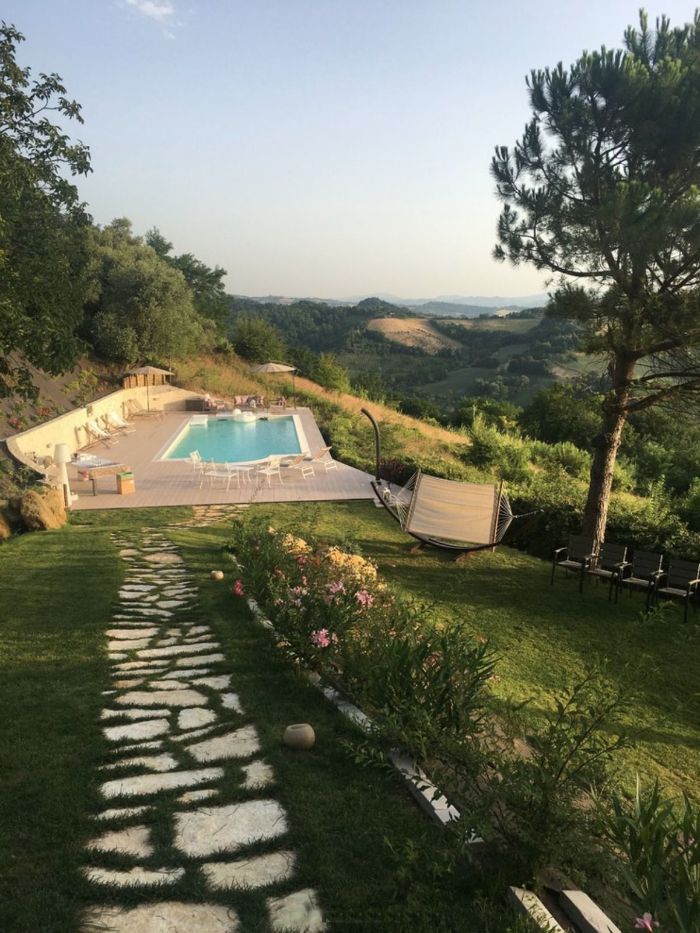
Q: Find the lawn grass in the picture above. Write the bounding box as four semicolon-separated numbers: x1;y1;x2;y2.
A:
4;499;696;931
2;509;505;932
0;524;118;932
230;501;700;800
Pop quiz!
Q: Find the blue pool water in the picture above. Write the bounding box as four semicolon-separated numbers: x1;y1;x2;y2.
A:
164;416;302;462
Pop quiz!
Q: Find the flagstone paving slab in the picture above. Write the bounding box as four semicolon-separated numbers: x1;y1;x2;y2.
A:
107;628;160;639
220;693;243;714
108;639;153;651
267;889;326;933
192;675;231;690
82;902;239;932
102;707;172;721
175;653;225;667
103;753;179;773
87;824;153;857
101;767;224;799
241;760;275;790
202;850;296;891
115;689;207;708
178;708;218;731
103;719;170;742
83;866;185;887
136;643;217;659
187;726;260;763
177;788;219;804
113;739;164;753
95;806;152;822
144;552;184;564
173;799;288;857
172;724;219;743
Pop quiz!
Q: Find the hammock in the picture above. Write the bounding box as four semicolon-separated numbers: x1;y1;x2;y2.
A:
376;471;514;551
361;406;531;554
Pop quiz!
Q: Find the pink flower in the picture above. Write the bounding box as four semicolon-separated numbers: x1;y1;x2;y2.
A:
327;580;346;595
355;588;374;608
232;579;245;597
296;555;308;566
289;586;308;598
301;575;308;586
311;629;331;648
634;914;659;931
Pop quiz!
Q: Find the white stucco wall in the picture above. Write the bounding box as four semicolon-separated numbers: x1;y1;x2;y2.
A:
6;384;202;471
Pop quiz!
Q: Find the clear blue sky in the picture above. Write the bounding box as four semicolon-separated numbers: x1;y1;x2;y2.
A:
5;1;700;299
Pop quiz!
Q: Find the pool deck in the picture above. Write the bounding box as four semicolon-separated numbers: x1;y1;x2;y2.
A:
69;407;376;511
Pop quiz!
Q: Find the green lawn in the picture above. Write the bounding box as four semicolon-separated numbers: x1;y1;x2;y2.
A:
1;507;501;932
214;500;700;800
3;500;696;931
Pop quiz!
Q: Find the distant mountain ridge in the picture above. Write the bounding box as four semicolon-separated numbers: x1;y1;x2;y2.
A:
234;292;549;317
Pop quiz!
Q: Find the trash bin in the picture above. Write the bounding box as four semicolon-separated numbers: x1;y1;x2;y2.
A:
116;471;135;495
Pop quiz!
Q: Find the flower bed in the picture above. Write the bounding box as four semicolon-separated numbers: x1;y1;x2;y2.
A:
226;520;700;932
227;523;496;765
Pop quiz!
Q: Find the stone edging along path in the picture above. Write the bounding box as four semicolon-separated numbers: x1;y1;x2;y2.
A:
82;529;325;933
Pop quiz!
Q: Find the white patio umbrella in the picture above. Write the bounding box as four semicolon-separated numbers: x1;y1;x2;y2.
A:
248;362;297;401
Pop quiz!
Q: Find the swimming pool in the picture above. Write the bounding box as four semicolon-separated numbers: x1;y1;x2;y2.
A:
162;415;307;463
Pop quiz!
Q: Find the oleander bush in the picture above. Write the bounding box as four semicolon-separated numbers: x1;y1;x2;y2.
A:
227;521;497;760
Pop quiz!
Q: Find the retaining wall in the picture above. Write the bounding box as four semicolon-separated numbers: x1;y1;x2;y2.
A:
6;384;202;472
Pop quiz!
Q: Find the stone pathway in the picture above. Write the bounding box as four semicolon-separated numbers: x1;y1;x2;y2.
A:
169;504;250;529
82;529;325;932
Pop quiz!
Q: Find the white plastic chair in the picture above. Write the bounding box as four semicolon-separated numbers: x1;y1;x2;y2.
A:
257;456;283;486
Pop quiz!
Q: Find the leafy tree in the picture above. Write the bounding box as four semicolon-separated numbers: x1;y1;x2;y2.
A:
492;12;700;547
86;219;203;364
231;315;286;362
145;227;229;328
313;353;351;393
0;22;91;398
520;384;603;449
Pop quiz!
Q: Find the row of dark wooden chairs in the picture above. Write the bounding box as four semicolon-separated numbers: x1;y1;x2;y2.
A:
551;535;700;621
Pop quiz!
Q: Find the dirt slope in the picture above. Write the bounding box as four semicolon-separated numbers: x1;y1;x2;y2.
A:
367;317;462;353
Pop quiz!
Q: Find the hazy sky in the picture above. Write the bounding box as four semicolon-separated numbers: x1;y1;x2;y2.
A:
5;1;700;298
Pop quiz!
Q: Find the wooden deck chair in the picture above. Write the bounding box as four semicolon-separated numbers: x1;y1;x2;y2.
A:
104;411;135;434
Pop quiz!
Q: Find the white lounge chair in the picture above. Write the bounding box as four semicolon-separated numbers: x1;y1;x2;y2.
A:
84;419;116;447
309;446;337;472
282;454;314;480
104;411;135;434
126;399;163;420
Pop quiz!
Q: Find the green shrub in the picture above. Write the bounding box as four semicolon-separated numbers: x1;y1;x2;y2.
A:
598;779;700;933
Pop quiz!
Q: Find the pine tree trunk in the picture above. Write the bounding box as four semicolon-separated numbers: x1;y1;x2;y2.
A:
581;358;635;551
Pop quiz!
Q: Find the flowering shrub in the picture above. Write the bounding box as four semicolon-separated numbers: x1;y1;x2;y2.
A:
227;521;497;759
600;779;700;933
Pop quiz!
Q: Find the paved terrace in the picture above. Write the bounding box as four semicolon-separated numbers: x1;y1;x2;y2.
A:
70;408;376;511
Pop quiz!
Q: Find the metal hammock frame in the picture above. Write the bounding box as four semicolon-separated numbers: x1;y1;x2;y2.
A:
361;407;530;555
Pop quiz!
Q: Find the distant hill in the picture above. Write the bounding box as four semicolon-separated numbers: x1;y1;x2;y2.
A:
233;292;548;314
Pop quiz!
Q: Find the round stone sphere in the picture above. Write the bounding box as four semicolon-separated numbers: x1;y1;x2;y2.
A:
210;570;224;581
283;723;316;750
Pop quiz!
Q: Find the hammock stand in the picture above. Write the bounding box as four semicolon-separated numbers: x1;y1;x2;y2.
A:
361;408;529;556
